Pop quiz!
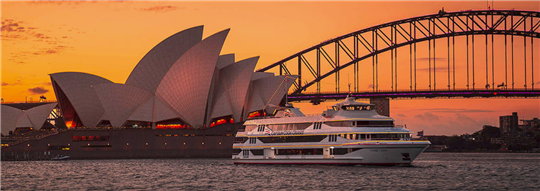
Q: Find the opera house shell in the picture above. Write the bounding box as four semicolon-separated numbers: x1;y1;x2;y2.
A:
50;26;296;130
1;103;57;135
2;26;296;160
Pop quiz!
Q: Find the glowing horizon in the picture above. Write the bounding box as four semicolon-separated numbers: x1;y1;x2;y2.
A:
2;1;539;135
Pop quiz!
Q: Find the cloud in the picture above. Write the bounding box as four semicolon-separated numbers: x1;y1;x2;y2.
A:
396;113;407;117
32;45;70;55
1;19;25;32
1;80;23;86
1;19;42;41
367;84;374;89
8;45;71;64
140;5;183;13
455;113;477;124
34;33;52;39
414;112;440;121
28;87;49;95
2;18;76;64
417;108;494;113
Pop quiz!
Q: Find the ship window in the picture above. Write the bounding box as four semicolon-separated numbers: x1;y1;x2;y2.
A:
340;106;372;111
360;134;366;139
332;148;361;155
276;149;323;155
249;137;257;144
329;134;338;142
313;122;322;129
232;149;241;155
367;133;411;140
250;149;264;156
355;121;394;127
324;121;351;127
332;106;338;111
257;125;263;132
268;123;311;131
243;150;249;158
258;135;327;143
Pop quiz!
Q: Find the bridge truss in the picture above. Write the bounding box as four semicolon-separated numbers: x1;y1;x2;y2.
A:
257;10;540;102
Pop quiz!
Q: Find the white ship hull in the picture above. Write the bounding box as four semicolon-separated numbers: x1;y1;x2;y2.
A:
233;142;429;165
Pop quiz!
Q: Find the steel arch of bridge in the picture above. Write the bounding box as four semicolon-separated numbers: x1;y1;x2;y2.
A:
257;10;540;97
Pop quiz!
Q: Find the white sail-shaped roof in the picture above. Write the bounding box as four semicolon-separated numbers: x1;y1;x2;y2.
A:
1;105;24;135
246;75;298;113
93;83;152;127
125;26;204;93
156;29;229;128
16;113;33;128
210;57;259;122
1;103;57;134
127;96;155;122
216;54;235;69
204;54;237;125
50;72;112;127
252;72;275;80
265;75;297;107
153;96;180;122
25;103;57;128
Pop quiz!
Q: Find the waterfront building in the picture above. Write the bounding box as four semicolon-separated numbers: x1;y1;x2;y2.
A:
1;26;297;160
499;112;519;134
521;118;540;132
50;26;295;129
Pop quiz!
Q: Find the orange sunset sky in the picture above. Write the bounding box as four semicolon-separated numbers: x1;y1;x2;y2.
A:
1;0;539;135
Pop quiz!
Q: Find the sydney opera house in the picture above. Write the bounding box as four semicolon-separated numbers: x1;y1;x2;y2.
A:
1;26;296;160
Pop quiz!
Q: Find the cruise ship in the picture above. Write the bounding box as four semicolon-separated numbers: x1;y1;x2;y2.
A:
232;95;431;165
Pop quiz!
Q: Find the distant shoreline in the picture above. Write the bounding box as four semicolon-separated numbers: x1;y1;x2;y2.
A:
425;151;540;153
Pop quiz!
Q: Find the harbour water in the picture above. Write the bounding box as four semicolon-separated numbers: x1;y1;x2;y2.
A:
2;153;540;190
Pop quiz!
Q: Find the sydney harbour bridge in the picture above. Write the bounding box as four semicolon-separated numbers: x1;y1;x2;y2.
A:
258;9;540;115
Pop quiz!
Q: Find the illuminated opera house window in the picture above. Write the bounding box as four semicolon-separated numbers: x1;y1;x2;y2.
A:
248;110;266;119
210;116;234;127
72;136;110;141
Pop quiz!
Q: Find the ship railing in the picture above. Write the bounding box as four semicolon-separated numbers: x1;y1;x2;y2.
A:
369;138;412;141
246;116;278;120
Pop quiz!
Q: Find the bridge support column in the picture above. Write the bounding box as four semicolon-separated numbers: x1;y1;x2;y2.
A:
370;98;390;117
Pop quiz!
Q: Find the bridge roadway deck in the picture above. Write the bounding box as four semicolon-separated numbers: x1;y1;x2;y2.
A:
287;88;540;102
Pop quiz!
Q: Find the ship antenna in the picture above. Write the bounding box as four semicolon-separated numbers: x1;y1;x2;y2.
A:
285;88;288;104
285;73;288;104
348;72;352;97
